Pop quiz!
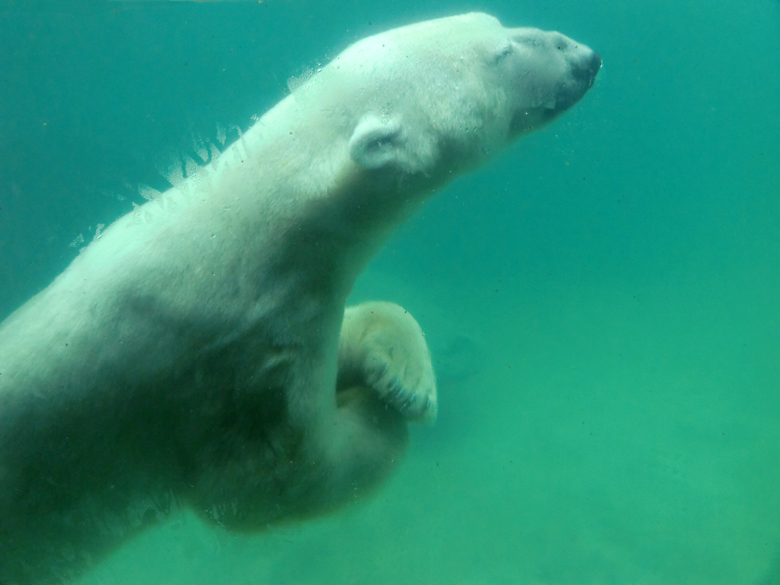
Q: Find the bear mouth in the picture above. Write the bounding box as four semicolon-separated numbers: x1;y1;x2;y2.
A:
555;52;602;111
508;50;601;138
508;107;559;137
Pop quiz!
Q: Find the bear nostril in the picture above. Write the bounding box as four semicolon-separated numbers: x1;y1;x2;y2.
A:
587;53;603;85
591;52;603;74
571;51;602;85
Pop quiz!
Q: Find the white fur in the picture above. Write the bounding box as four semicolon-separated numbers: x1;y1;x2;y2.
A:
0;13;598;583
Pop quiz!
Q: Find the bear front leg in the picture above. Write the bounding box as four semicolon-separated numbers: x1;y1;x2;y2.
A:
187;303;437;530
338;301;437;424
299;302;437;515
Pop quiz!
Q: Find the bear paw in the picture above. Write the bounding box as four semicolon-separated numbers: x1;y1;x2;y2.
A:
338;302;437;424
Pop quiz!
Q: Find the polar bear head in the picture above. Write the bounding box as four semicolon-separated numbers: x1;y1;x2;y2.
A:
314;12;601;178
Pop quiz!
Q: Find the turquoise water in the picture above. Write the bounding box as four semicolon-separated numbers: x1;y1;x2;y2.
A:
1;1;779;583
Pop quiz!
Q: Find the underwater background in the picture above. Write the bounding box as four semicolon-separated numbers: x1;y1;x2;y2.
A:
1;0;779;583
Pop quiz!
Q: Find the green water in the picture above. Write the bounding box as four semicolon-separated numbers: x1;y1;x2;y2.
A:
2;1;779;583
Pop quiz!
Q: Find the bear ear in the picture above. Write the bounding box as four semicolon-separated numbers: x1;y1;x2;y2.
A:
348;114;406;171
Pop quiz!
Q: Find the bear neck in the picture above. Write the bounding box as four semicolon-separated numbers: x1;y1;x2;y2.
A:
221;96;439;306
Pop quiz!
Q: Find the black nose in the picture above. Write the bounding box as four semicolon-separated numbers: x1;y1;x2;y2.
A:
591;52;603;76
573;51;602;86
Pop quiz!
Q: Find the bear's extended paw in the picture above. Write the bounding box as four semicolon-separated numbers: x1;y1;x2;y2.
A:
338;302;437;424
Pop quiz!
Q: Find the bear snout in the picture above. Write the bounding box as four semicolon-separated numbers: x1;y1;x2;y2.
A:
571;51;602;87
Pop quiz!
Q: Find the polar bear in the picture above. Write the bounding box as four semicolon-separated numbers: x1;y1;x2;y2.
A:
0;12;599;584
